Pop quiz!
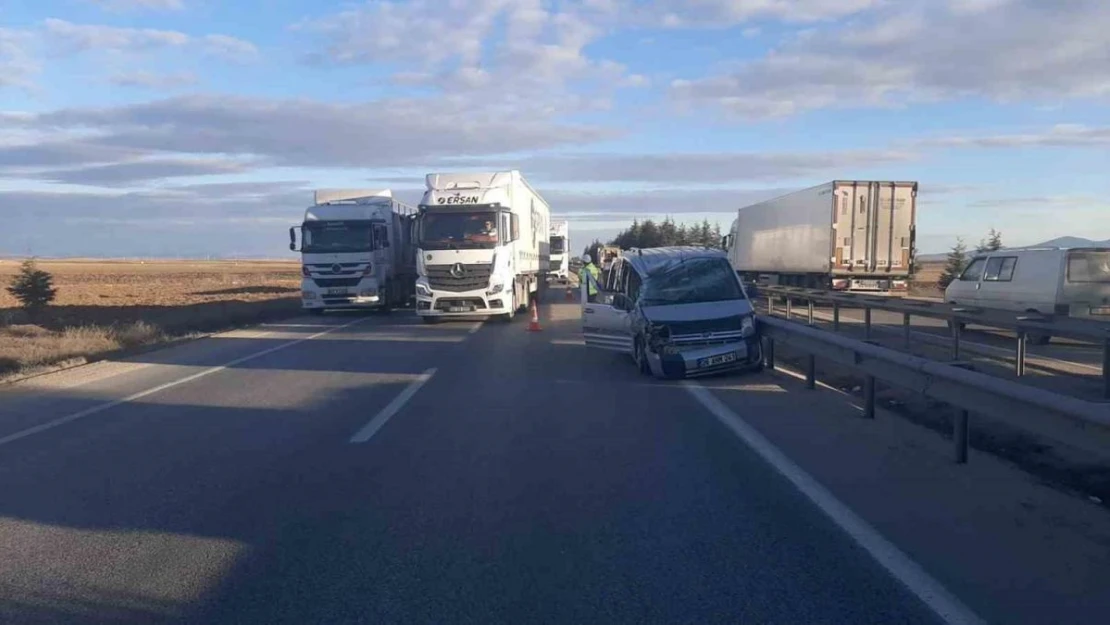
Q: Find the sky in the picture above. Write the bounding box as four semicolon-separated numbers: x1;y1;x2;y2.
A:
1;0;1109;258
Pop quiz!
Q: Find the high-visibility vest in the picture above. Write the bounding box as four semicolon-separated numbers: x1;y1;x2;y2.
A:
580;263;600;295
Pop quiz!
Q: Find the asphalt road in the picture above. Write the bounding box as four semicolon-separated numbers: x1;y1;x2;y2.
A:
0;291;1101;624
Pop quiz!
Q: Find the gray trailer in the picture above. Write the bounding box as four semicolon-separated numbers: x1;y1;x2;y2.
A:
723;180;918;293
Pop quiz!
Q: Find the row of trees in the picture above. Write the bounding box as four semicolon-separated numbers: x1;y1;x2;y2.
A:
937;228;1004;289
581;217;724;262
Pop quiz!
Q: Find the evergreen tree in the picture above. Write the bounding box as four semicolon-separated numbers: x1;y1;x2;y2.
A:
7;258;58;316
937;238;968;290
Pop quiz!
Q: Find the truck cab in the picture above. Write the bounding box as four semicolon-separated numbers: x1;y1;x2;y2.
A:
413;171;550;322
289;189;416;315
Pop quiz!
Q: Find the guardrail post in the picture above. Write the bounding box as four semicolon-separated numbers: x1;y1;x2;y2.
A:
1015;332;1027;377
864;307;872;340
765;337;775;370
902;313;911;350
954;409;969;464
863;375;876;419
1103;338;1110;400
952;322;962;360
805;354;816;389
832;303;840;332
807;300;815;325
767;294;774;315
786;297;793;320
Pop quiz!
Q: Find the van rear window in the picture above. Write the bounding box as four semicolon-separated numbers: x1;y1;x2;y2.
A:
1066;251;1110;283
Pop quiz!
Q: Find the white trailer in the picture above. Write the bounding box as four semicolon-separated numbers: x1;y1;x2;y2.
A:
289;189;417;314
414;170;551;322
549;219;570;281
723;180;918;293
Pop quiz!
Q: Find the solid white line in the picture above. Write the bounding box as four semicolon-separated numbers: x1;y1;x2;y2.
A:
349;368;437;443
682;382;987;625
0;318;365;448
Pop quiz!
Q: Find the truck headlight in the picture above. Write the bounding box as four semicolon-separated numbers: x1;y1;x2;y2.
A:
302;291;316;300
487;283;504;295
741;315;756;338
415;283;432;296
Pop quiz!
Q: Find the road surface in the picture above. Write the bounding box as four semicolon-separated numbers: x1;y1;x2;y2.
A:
0;292;1107;624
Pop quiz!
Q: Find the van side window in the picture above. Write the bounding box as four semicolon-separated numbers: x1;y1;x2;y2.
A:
960;258;986;282
626;270;642;302
983;256;1017;282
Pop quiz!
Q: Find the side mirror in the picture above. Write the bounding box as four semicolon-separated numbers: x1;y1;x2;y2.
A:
288;226;299;252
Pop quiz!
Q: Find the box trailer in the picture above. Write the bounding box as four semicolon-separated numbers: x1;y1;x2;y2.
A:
723;180;918;292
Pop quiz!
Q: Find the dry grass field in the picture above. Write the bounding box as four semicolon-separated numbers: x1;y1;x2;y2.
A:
910;260;945;298
0;259;301;378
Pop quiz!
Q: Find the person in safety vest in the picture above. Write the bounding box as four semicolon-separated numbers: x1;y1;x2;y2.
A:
579;253;600;302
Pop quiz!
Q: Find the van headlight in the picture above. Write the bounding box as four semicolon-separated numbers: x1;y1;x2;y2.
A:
741;315;756;338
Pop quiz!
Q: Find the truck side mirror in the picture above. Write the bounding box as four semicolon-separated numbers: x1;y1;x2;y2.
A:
288;226;298;252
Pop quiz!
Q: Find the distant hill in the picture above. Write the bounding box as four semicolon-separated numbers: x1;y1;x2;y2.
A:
917;236;1110;263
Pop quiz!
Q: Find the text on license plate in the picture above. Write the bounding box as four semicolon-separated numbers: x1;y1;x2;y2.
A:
327;288;347;296
697;352;737;368
448;306;473;313
1091;306;1110;315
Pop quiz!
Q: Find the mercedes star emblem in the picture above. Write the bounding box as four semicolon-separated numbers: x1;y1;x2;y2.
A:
449;263;465;278
331;263;342;273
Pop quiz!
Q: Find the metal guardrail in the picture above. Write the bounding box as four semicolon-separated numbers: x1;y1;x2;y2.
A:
758;316;1110;464
757;285;1110;399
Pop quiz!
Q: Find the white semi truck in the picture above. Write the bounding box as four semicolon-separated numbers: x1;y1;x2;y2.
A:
288;189;417;315
414;170;550;322
723;180;918;293
549;219;570;282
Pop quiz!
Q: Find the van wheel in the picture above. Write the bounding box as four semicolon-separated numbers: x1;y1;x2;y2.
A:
1025;310;1051;345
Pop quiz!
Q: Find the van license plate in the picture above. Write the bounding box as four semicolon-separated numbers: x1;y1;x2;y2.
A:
1090;306;1110;315
448;306;473;313
698;353;737;368
327;288;347;296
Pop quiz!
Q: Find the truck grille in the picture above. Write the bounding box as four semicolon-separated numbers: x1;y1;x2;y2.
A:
426;264;493;292
313;277;363;288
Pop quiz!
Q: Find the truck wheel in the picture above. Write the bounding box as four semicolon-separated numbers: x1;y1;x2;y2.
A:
379;282;393;315
499;287;517;322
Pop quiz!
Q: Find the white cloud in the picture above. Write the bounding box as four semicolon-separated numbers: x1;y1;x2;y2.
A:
86;0;185;10
43;18;189;53
646;0;881;27
918;124;1110;148
202;34;258;63
3;94;618;177
30;157;253;186
0;28;40;89
108;70;198;89
669;0;1110;117
39;19;257;63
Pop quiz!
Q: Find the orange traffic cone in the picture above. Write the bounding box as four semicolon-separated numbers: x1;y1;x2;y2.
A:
527;299;542;332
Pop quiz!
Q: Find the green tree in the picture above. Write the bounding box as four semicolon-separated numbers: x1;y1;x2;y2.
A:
7;258;58;315
937;238;968;290
975;228;1003;253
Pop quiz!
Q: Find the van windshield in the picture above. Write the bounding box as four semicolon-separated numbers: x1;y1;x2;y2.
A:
640;257;744;306
1066;250;1110;283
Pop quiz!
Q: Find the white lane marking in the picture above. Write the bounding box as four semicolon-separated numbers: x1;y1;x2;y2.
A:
468;322;483;335
349;368;437;443
802;309;1101;373
683;382;988;625
0;318;366;448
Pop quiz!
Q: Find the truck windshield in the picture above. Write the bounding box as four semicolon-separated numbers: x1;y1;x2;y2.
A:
419;212;499;250
550;236;566;255
303;221;374;253
1066;250;1110;283
640;258;745;306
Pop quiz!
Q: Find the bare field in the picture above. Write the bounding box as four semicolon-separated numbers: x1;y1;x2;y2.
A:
910;260;944;298
0;259;301;378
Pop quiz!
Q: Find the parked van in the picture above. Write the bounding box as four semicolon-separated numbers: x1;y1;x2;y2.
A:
943;247;1110;343
580;246;764;379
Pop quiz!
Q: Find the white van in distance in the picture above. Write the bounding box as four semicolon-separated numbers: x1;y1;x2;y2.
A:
944;246;1110;343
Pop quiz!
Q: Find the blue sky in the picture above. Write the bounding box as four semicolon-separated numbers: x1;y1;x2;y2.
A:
2;0;1109;258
